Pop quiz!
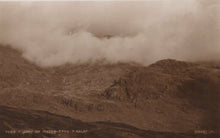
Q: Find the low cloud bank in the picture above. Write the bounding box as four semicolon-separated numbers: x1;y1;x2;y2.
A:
0;0;219;67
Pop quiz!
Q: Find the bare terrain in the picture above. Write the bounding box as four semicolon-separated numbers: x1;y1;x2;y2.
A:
0;45;220;137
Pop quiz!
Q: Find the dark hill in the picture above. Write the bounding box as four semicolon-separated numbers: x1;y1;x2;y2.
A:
0;105;218;138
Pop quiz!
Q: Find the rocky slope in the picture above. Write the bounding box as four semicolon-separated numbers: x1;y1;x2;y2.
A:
0;45;220;134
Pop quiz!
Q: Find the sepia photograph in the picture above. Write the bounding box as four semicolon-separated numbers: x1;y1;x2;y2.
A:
0;0;220;137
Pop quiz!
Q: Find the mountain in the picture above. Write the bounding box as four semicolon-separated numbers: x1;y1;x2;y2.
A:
0;45;220;135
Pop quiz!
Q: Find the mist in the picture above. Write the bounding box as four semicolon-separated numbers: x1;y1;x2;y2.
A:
0;0;219;67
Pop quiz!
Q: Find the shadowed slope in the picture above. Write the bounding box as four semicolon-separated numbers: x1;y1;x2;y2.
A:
1;105;219;138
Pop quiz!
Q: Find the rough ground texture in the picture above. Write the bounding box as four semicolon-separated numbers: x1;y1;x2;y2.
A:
0;106;218;138
0;45;220;136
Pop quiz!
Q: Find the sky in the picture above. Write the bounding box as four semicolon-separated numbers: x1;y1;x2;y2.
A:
0;0;219;67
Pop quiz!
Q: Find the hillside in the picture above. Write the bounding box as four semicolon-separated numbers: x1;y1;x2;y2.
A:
0;45;220;134
0;105;218;138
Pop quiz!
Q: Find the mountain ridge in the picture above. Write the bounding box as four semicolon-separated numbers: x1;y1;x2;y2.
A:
0;45;220;133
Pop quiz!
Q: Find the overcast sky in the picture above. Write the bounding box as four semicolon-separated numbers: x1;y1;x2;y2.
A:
0;0;219;67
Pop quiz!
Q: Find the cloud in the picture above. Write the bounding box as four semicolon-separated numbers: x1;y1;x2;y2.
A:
0;0;219;67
